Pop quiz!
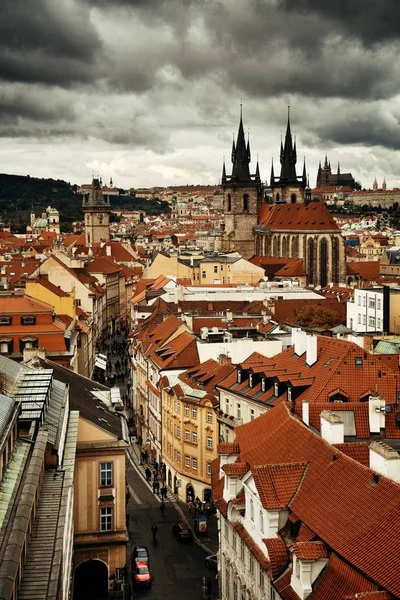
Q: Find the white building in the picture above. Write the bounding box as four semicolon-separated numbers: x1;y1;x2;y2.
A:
346;287;384;333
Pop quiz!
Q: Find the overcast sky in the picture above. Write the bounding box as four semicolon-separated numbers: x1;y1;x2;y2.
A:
1;0;400;189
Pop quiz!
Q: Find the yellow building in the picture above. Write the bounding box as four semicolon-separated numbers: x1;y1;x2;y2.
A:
160;359;234;503
146;251;194;280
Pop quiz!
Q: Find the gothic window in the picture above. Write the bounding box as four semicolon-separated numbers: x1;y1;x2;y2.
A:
308;238;315;285
320;239;328;287
332;237;339;283
243;194;249;212
291;193;297;204
227;193;232;212
291;236;299;258
273;236;279;258
282;237;288;258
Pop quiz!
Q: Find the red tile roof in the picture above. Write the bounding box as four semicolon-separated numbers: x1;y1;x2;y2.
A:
293;541;328;561
222;462;249;476
178;359;235;397
231;521;271;573
333;443;370;467
233;403;400;596
264;537;288;578
258;202;339;232
150;331;199;370
217;442;240;454
36;276;70;297
274;569;300;600
309;553;378;599
252;463;308;510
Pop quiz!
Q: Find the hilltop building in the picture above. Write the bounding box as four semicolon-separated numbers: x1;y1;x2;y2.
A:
316;157;360;190
82;178;111;245
29;205;60;235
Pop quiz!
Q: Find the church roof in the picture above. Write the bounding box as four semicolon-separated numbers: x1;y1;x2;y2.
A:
258;202;339;232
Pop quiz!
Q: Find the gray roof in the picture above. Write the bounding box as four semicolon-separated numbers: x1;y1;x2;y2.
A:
46;378;68;448
0;394;16;438
331;324;353;334
200;256;240;264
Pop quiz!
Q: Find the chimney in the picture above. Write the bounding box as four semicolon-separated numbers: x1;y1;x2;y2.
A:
368;395;385;433
292;328;307;356
320;411;344;444
302;401;309;426
106;245;112;257
306;334;317;366
218;353;232;366
369;440;400;483
226;310;233;322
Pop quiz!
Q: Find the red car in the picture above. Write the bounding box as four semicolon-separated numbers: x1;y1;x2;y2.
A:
133;561;152;588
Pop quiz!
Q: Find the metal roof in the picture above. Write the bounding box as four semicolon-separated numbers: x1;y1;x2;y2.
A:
0;393;16;438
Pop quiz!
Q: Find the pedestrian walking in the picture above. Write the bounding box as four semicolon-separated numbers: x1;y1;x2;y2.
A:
145;467;151;483
151;523;158;542
188;501;194;515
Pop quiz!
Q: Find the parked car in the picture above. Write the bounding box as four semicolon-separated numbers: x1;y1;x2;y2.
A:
132;546;150;565
133;561;152;588
172;522;193;541
205;554;218;570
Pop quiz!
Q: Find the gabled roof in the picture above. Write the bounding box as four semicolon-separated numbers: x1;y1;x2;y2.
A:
86;256;122;275
95;241;136;263
36;276;70;297
258;202;339;232
178;359;235;397
252;463;307;510
263;537;288;579
150;331;199;370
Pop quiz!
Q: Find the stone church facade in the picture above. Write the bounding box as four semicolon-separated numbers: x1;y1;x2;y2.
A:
221;112;346;287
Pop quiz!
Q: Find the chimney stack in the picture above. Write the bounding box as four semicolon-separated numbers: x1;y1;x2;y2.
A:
320;411;344;444
369;440;400;483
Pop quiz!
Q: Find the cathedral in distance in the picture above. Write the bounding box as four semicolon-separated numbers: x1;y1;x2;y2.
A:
221;109;346;287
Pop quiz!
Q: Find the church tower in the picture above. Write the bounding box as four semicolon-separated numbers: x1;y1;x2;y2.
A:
82;177;111;246
221;108;263;258
270;107;306;203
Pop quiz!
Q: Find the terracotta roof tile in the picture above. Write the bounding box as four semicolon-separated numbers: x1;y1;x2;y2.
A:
263;537;288;578
274;569;300;600
222;462;249;476
231;522;271;573
293;541;328;561
258;202;339;232
295;523;316;542
217;442;240;454
252;463;308;510
310;553;378;599
333;443;370;467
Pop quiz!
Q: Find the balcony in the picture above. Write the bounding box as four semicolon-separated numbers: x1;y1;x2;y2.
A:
216;408;243;428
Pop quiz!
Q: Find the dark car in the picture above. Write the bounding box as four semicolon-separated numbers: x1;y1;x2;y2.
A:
172;522;193;541
132;545;150;565
133;561;152;588
205;554;218;570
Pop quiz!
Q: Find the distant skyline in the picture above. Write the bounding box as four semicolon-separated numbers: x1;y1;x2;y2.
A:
1;0;400;190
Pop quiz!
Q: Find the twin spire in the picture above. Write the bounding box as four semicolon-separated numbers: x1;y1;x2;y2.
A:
222;104;260;185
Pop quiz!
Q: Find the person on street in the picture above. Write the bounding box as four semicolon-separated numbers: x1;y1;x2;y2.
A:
145;467;151;483
151;523;158;542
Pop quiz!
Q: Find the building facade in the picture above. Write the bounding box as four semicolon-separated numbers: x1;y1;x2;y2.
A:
82;178;111;245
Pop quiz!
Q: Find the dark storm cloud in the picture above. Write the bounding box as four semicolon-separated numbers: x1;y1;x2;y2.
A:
0;0;102;86
316;112;400;151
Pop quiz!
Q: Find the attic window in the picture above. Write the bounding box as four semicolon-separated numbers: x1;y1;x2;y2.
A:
21;315;36;325
355;357;363;368
249;374;253;387
274;382;279;396
237;370;242;383
0;316;11;325
261;378;266;392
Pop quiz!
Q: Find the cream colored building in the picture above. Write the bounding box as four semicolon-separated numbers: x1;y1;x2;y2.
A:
146;252;194;280
161;373;217;503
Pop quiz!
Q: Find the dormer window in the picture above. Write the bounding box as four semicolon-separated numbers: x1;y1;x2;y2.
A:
21;315;36;325
288;387;292;401
249;374;253;387
0;316;11;326
237;370;242;383
261;378;266;392
274;382;279;396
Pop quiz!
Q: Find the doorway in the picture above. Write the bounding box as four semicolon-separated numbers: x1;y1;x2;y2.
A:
74;559;108;600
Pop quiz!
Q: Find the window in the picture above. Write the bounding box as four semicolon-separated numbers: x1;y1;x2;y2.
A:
202;271;206;279
192;432;197;444
100;462;112;487
227;193;232;212
176;451;181;462
225;399;230;414
185;429;190;441
207;411;213;423
207;436;213;449
357;296;361;306
377;298;382;310
240;540;245;561
362;296;366;307
355;357;363;368
368;298;375;308
274;382;279;396
192;407;197;419
21;315;36;325
358;314;361;324
249;555;254;575
250;408;255;421
250;499;254;521
207;462;211;476
377;318;382;329
185;456;190;467
175;402;180;413
224;520;229;539
237;371;242;383
75;299;81;307
368;317;375;328
176;427;181;438
363;315;366;325
0;339;12;354
214;266;218;273
100;507;113;531
192;457;197;470
232;532;237;552
185;406;190;416
259;510;264;533
288;387;292;401
259;566;265;589
243;193;249;212
249;374;253;387
261;378;266;392
0;316;11;325
237;404;241;419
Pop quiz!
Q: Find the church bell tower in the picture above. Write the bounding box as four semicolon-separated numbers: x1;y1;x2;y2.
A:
221;108;263;259
82;177;111;246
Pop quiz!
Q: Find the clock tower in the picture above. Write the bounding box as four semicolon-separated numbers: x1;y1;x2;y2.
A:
82;177;111;245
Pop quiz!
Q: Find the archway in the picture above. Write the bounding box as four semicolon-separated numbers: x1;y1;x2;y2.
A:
203;488;212;502
167;469;172;489
186;484;194;503
74;559;108;600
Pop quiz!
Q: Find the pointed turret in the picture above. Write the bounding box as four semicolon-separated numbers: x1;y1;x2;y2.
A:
279;105;298;183
324;155;329;169
255;158;260;181
270;159;275;186
222;159;227;184
247;137;251;163
230;107;251;182
382;177;387;191
231;136;236;163
302;157;306;184
373;177;378;191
